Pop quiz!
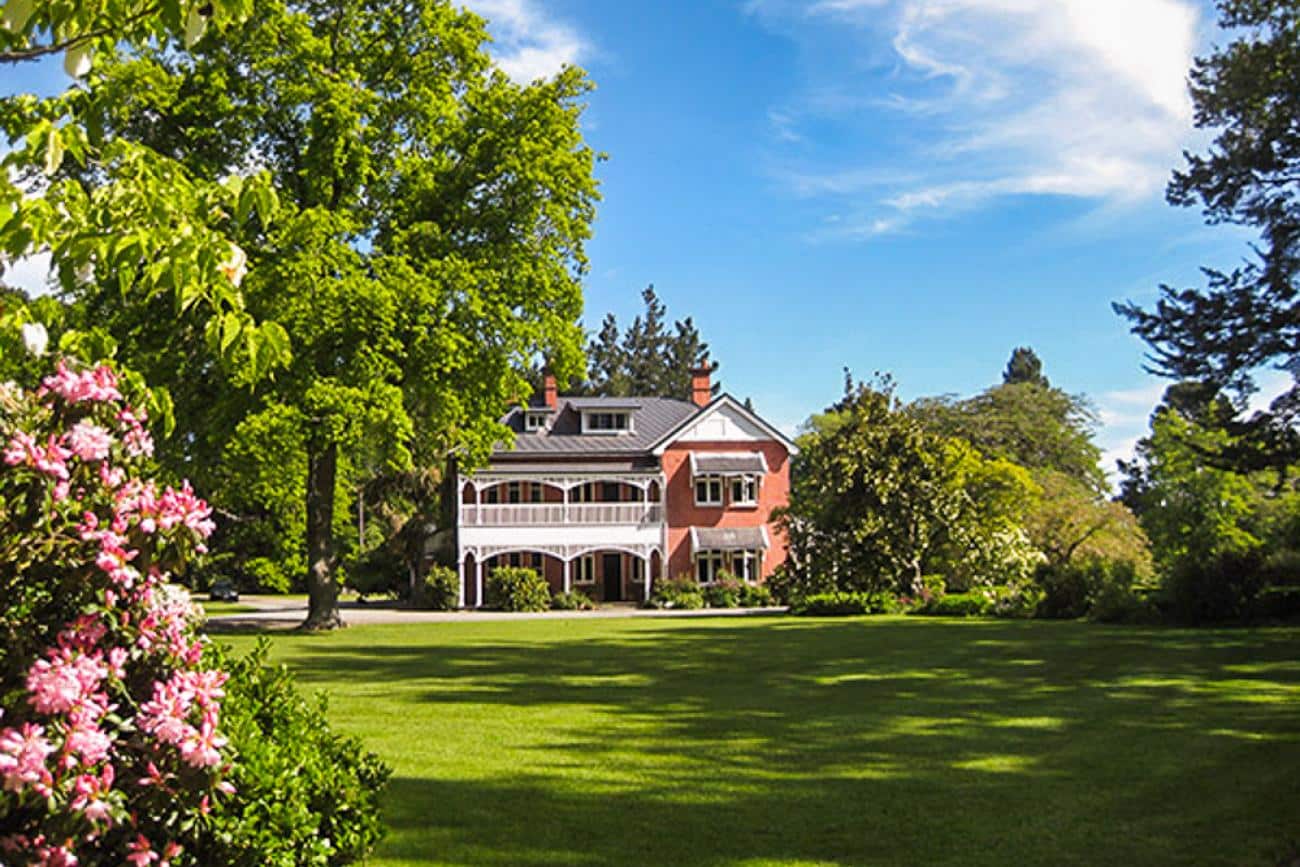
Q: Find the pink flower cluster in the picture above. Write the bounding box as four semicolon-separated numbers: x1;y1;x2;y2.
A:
40;360;123;405
65;421;113;462
0;359;230;866
117;406;153;459
139;670;229;769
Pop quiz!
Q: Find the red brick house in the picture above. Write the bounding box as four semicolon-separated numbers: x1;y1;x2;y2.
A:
454;366;798;606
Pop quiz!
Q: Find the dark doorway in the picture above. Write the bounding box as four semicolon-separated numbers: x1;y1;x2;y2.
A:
602;553;623;601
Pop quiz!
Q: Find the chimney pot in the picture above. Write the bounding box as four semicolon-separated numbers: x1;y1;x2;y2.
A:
543;371;558;409
690;363;712;408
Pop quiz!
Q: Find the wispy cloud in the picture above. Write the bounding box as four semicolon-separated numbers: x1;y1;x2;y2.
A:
465;0;589;83
752;0;1204;238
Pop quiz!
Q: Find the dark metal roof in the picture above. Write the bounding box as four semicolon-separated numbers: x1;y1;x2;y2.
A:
498;397;700;457
482;459;662;474
691;526;770;551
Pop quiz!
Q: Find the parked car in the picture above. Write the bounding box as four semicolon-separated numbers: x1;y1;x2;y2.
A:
209;579;239;602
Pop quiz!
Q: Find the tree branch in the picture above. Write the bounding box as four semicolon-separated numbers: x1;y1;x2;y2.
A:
0;3;164;66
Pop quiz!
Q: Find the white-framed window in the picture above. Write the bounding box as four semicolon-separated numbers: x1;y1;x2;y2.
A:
584;411;632;434
631;557;645;584
694;475;723;506
696;551;725;584
575;555;596;584
525;411;548;431
507;481;521;504
731;550;759;582
730;475;758;506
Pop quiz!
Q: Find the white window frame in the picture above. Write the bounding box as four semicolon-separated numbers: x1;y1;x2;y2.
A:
730;475;758;507
582;411;633;435
525;412;548;431
507;481;521;504
575;554;597;584
694;475;723;507
695;551;725;584
730;550;759;582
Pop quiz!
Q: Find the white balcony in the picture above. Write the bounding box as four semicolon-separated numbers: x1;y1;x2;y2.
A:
460;503;663;527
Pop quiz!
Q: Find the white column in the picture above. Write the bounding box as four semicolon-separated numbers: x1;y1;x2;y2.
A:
457;558;466;608
563;558;571;594
475;557;484;609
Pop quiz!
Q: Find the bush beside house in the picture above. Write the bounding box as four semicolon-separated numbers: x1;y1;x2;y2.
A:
486;568;551;612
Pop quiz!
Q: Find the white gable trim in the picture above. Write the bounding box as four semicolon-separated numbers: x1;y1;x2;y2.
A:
650;394;799;456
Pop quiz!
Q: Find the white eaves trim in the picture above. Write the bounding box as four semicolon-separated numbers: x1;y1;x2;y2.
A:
649;394;800;456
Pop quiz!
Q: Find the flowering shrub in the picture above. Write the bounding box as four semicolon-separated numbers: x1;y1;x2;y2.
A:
0;359;387;865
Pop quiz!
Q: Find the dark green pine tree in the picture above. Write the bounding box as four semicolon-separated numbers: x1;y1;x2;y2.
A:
623;285;668;394
584;313;629;395
1003;347;1049;387
1115;0;1300;470
580;285;719;399
666;315;714;401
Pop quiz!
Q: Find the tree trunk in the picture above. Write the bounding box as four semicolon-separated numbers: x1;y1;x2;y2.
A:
302;441;344;630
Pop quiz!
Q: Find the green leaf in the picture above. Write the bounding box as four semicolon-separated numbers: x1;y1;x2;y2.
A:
42;126;63;176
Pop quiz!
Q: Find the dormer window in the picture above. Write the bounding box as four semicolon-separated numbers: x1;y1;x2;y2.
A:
524;411;549;432
583;411;633;435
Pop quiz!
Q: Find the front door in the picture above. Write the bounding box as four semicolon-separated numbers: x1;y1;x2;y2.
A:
602;553;623;602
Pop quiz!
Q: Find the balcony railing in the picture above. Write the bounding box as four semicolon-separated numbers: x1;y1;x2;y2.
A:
460;503;662;526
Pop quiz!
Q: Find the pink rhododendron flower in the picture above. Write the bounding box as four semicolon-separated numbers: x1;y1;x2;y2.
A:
125;834;158;866
99;462;125;489
64;421;113;462
3;430;36;466
26;650;108;716
64;718;113;767
69;765;115;825
0;723;54;795
41;361;122;405
117;407;154;458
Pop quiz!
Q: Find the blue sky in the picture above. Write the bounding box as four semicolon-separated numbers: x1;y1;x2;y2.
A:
2;0;1281;482
468;0;1283;477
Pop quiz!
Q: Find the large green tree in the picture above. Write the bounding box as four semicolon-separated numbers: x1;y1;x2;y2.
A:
1115;0;1300;472
0;0;288;377
910;381;1106;494
66;0;598;628
782;377;1038;596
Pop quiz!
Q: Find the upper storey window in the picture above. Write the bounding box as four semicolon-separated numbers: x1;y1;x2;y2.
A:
583;411;633;434
524;411;550;431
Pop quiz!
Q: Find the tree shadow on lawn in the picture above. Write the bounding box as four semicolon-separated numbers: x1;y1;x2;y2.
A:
271;619;1300;866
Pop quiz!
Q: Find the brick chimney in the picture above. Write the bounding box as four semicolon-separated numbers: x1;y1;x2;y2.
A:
542;370;558;409
690;363;712;408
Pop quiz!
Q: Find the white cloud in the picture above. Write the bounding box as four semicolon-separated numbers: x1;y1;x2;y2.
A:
465;0;589;83
755;0;1203;236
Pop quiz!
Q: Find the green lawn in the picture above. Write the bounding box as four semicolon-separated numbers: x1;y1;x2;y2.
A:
195;600;257;617
221;617;1300;867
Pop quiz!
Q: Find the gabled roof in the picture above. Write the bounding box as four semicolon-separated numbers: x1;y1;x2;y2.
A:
492;393;798;464
648;394;799;456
